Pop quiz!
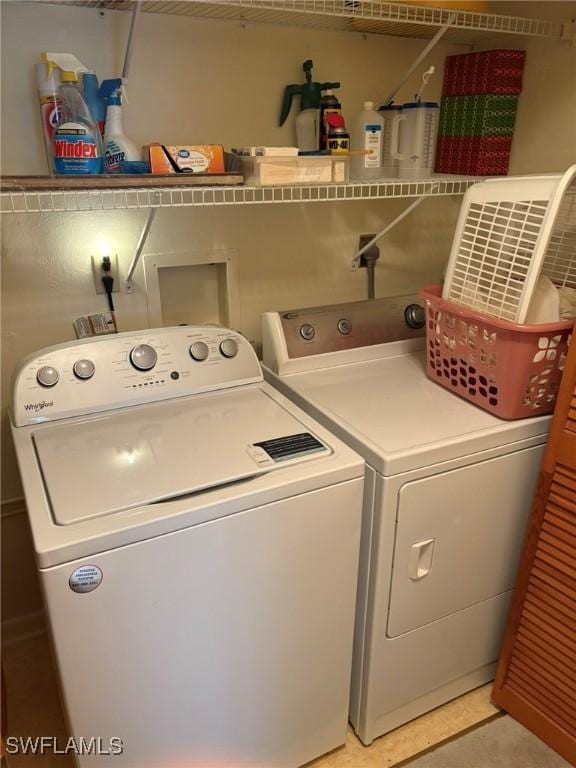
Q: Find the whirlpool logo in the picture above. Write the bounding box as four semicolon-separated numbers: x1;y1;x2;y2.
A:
24;400;54;413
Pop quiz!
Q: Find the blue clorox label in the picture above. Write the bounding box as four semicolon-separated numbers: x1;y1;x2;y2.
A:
53;122;102;175
104;140;125;173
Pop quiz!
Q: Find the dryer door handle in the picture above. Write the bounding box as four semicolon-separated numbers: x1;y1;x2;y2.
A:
408;538;435;580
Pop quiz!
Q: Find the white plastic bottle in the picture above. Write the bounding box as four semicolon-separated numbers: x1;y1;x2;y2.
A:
350;101;385;181
296;108;320;153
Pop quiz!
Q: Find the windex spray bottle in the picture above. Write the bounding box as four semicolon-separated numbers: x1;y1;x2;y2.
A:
42;53;103;175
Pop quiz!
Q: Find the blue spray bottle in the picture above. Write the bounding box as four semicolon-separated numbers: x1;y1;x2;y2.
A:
82;71;105;136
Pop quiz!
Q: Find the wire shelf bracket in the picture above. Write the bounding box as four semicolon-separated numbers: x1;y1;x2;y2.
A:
125;202;159;293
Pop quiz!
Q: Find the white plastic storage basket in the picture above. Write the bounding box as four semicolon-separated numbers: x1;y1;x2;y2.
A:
442;165;576;322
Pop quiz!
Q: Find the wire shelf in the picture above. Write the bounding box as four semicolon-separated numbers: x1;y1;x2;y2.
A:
0;177;481;214
33;0;563;41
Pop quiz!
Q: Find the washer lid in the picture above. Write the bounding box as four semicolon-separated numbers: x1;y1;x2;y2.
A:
33;387;329;525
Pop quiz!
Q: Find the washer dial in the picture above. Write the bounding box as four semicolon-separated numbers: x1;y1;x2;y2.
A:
130;344;157;371
219;338;239;359
190;341;209;361
73;359;95;380
36;365;59;388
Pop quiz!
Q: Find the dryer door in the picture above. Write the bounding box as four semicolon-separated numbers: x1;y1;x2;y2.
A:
387;445;543;638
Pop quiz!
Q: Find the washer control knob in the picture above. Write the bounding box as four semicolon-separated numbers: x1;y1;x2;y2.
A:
190;341;209;361
299;324;315;341
219;338;239;359
404;303;426;330
130;344;157;371
337;318;352;335
73;359;95;380
36;365;59;388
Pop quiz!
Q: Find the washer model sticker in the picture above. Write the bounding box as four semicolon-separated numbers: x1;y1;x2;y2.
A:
253;433;328;462
69;565;103;593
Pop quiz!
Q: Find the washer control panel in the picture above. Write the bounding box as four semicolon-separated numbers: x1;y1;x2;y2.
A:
275;294;426;360
13;326;261;426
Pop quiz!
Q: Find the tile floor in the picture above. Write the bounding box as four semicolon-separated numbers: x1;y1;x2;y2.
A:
2;631;571;768
406;716;571;768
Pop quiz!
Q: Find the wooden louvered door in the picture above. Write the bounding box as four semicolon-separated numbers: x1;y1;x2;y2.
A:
493;327;576;765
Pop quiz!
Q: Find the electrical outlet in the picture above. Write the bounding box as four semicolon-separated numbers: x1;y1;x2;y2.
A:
91;254;119;294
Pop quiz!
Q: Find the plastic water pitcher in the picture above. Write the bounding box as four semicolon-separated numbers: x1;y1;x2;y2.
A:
390;102;439;178
379;103;402;178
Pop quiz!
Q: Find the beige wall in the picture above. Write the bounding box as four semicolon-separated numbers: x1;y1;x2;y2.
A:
502;1;576;174
1;1;575;625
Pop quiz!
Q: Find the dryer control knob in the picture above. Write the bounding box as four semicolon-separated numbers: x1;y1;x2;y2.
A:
37;365;59;388
219;338;238;359
190;341;209;361
337;318;352;335
73;359;95;380
299;324;315;341
130;344;157;371
404;303;426;330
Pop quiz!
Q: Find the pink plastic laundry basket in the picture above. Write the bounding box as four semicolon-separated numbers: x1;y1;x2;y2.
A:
420;285;574;420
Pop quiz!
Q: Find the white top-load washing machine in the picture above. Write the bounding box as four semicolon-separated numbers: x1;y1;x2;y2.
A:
262;294;550;745
11;325;365;768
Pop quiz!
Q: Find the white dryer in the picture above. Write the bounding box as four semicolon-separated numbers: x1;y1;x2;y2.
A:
262;295;549;745
11;325;365;768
